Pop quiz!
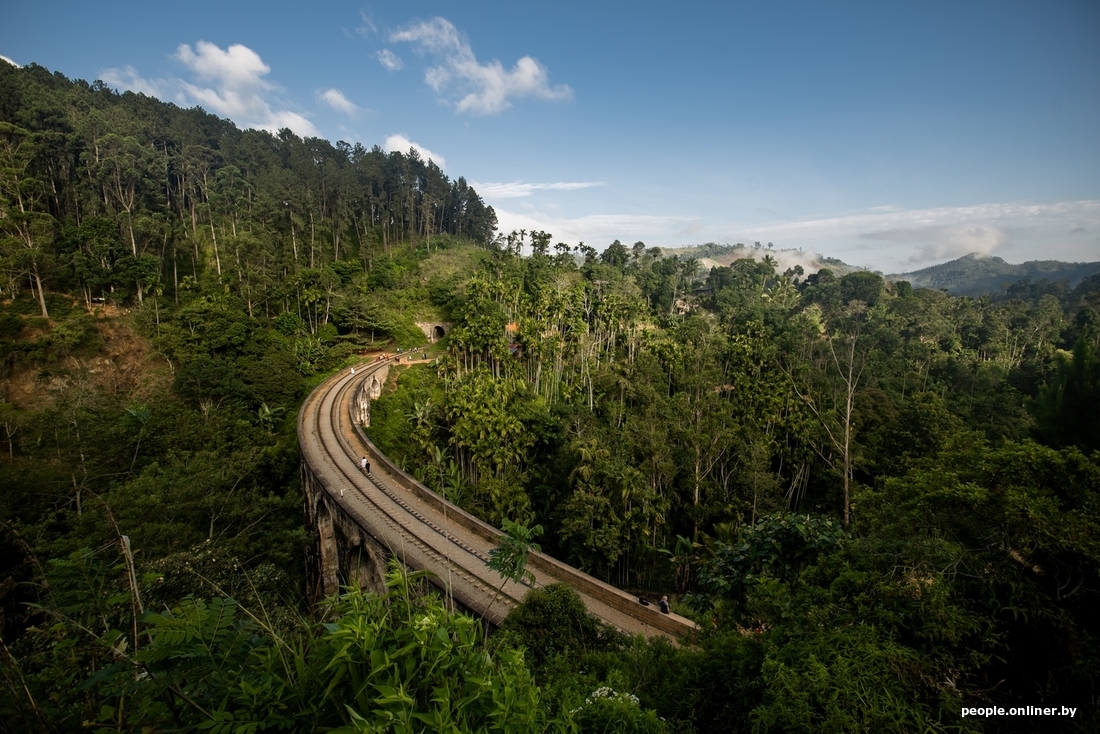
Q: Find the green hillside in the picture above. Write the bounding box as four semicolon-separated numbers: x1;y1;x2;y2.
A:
893;253;1100;296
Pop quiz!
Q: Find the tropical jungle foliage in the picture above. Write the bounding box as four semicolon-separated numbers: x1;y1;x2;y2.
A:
2;61;1099;732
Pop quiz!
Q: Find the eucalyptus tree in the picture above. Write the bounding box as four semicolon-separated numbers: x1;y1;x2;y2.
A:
667;316;736;535
786;275;891;525
88;132;160;301
0;121;54;316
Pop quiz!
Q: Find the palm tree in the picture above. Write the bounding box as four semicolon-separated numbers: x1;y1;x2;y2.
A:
484;518;542;622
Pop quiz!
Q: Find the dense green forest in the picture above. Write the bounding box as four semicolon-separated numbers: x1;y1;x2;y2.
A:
2;61;1100;732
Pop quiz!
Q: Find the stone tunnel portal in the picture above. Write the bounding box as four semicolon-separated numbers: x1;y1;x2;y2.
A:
416;321;450;343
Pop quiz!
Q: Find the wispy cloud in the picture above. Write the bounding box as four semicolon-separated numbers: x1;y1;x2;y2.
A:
390;17;572;115
0;54;19;67
319;88;358;115
718;200;1100;271
376;49;403;72
383;134;445;168
99;65;169;97
475;181;606;199
102;41;318;138
356;11;377;36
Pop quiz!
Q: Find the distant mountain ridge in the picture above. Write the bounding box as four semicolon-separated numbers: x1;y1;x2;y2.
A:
891;254;1100;296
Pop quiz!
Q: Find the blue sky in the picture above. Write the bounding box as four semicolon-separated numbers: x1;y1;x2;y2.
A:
3;1;1098;272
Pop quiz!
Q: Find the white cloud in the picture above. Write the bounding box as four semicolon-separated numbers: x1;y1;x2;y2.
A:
492;206;691;248
175;41;270;95
265;110;319;135
474;181;606;199
383;134;445;168
320;88;358;115
377;49;403;72
0;54;19;67
99;65;169;97
391;17;572;115
171;41;318;136
861;224;1010;263
103;42;318;138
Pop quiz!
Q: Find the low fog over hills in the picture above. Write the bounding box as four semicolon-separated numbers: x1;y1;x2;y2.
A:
669;243;865;278
671;245;1100;298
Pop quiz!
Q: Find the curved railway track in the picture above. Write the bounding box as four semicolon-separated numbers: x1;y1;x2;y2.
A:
298;358;696;640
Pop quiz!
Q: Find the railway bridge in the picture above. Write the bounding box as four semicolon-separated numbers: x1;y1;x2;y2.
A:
298;357;696;640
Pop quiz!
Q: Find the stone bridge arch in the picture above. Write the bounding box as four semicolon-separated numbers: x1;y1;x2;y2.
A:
352;364;389;427
303;465;389;599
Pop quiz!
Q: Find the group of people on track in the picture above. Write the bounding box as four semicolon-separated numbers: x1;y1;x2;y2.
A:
368;346;423;363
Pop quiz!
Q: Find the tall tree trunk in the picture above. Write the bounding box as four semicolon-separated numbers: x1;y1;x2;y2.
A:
309;211;316;269
125;213;144;304
209;221;222;276
32;264;49;319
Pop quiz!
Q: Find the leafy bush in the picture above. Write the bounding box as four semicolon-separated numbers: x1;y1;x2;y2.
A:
0;311;22;339
697;513;846;609
13;559;550;732
173;354;249;407
499;583;617;670
273;310;305;336
751;626;963;733
44;311;100;357
569;686;667;734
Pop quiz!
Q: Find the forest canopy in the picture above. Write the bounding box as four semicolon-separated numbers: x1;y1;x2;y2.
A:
0;61;498;320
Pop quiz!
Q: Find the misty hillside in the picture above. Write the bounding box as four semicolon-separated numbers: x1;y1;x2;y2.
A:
670;242;865;277
892;253;1100;296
